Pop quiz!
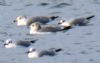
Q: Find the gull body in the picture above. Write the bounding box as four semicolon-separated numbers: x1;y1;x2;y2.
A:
4;39;37;48
26;47;62;59
58;15;95;27
29;22;71;34
14;15;59;26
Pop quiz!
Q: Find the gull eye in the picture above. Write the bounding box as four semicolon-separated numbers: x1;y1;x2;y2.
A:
19;17;22;20
9;41;12;43
61;20;65;23
32;24;34;27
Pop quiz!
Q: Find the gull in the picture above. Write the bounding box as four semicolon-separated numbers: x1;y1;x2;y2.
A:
4;39;37;48
26;47;62;59
13;15;59;26
29;22;71;34
58;15;95;27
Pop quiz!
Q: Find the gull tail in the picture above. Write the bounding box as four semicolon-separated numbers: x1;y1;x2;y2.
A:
86;15;95;20
30;39;38;43
50;16;59;20
55;48;63;52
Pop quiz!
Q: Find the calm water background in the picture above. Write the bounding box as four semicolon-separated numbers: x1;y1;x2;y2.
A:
0;0;100;63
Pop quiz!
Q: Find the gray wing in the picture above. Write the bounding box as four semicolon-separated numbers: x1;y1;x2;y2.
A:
73;18;86;26
27;16;50;26
40;25;64;32
39;50;56;57
39;48;62;57
16;39;37;47
16;41;31;47
71;15;94;26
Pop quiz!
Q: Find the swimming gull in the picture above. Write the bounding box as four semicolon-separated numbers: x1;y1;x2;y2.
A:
58;15;95;27
4;39;37;48
29;22;71;34
26;47;62;59
13;15;59;26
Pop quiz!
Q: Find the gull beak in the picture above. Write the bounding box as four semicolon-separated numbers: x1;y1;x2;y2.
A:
58;22;61;24
25;51;30;53
4;43;7;46
13;20;17;22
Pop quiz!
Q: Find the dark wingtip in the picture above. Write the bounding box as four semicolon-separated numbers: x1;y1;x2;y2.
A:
4;43;6;46
50;16;59;20
30;39;38;43
86;15;95;20
55;48;63;52
55;16;59;18
62;26;72;30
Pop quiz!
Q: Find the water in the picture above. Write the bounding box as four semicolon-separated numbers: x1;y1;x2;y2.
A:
0;0;100;63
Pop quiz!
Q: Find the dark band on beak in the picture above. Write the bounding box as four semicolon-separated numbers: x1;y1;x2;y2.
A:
4;43;7;46
13;20;17;22
58;22;61;24
25;51;30;53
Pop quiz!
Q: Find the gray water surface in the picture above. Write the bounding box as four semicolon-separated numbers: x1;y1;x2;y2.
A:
0;0;100;63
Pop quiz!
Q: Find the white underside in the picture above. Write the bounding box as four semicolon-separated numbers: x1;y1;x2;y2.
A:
17;19;27;26
30;30;51;35
60;22;71;27
17;21;27;26
28;52;39;59
5;44;16;48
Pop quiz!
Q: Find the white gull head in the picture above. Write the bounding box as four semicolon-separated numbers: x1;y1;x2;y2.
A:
58;19;72;27
4;39;16;48
29;22;51;34
14;15;27;26
26;47;39;59
26;47;63;59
